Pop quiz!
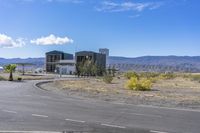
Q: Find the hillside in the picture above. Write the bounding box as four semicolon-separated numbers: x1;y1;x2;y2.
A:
0;58;44;68
1;56;200;72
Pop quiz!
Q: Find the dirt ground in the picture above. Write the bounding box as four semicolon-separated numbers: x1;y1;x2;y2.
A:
40;76;200;109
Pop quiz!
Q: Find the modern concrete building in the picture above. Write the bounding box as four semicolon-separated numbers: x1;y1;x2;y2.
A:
99;48;109;66
75;51;106;72
75;51;106;76
45;50;73;73
46;50;106;75
99;48;109;57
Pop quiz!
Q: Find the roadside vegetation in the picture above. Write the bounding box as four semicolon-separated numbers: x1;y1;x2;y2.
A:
0;75;6;81
41;71;200;109
103;74;113;84
4;64;17;81
124;71;177;91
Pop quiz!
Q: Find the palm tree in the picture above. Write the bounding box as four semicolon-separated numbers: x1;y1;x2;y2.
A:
4;64;16;81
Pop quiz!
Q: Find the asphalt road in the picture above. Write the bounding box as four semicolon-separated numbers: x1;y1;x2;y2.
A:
0;80;200;133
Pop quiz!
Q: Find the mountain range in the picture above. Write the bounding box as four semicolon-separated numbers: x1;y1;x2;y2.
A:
1;56;200;72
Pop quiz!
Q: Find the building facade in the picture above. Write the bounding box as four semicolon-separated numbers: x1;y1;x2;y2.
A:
45;50;73;73
57;60;76;75
99;48;109;57
99;48;109;66
75;51;106;75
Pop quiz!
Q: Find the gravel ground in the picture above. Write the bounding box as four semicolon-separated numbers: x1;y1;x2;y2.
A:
40;77;200;110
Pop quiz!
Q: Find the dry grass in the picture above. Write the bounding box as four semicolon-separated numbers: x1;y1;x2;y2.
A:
43;75;200;109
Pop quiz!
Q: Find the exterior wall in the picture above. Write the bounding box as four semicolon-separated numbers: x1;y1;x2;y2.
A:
75;51;106;72
45;51;73;73
58;65;75;75
96;53;106;69
99;48;109;66
99;48;109;57
46;54;61;73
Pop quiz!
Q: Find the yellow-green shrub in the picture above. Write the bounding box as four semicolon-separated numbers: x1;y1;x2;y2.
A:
124;71;139;79
126;77;152;91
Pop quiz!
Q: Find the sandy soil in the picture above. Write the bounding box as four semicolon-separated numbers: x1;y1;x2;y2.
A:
40;77;200;109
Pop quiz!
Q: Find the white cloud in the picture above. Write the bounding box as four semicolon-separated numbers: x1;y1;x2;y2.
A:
30;34;73;45
96;1;164;12
0;34;25;48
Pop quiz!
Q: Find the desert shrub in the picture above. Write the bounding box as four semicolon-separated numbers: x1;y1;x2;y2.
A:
103;75;113;84
140;79;152;91
190;75;200;82
17;77;22;81
160;73;176;80
0;76;5;81
148;77;158;83
126;77;152;91
139;72;160;83
124;71;139;79
140;72;160;79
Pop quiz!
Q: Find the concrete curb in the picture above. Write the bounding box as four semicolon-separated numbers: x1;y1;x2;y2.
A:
34;80;54;91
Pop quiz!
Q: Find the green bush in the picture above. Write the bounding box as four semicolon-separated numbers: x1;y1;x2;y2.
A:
124;71;139;79
126;77;152;91
103;75;113;84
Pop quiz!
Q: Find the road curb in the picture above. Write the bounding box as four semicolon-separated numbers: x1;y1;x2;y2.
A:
34;80;54;91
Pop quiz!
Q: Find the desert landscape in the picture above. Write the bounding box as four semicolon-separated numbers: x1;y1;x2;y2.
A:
39;72;200;109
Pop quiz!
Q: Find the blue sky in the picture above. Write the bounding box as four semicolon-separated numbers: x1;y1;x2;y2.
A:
0;0;199;58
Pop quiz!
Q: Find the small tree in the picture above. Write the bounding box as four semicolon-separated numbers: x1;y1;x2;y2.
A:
107;66;112;75
111;66;117;77
4;64;17;81
91;64;97;76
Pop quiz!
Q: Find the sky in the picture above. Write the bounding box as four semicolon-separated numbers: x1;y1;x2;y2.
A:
0;0;199;58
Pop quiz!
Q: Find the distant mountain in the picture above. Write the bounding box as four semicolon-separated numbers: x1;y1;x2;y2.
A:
0;57;45;68
1;56;200;72
108;56;200;66
108;56;200;72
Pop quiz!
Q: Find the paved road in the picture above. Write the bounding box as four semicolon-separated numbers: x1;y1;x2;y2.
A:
0;80;200;133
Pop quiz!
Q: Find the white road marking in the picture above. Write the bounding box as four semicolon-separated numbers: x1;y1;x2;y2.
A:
2;110;17;114
65;118;85;123
150;130;169;133
31;114;48;118
122;112;162;118
101;123;126;129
